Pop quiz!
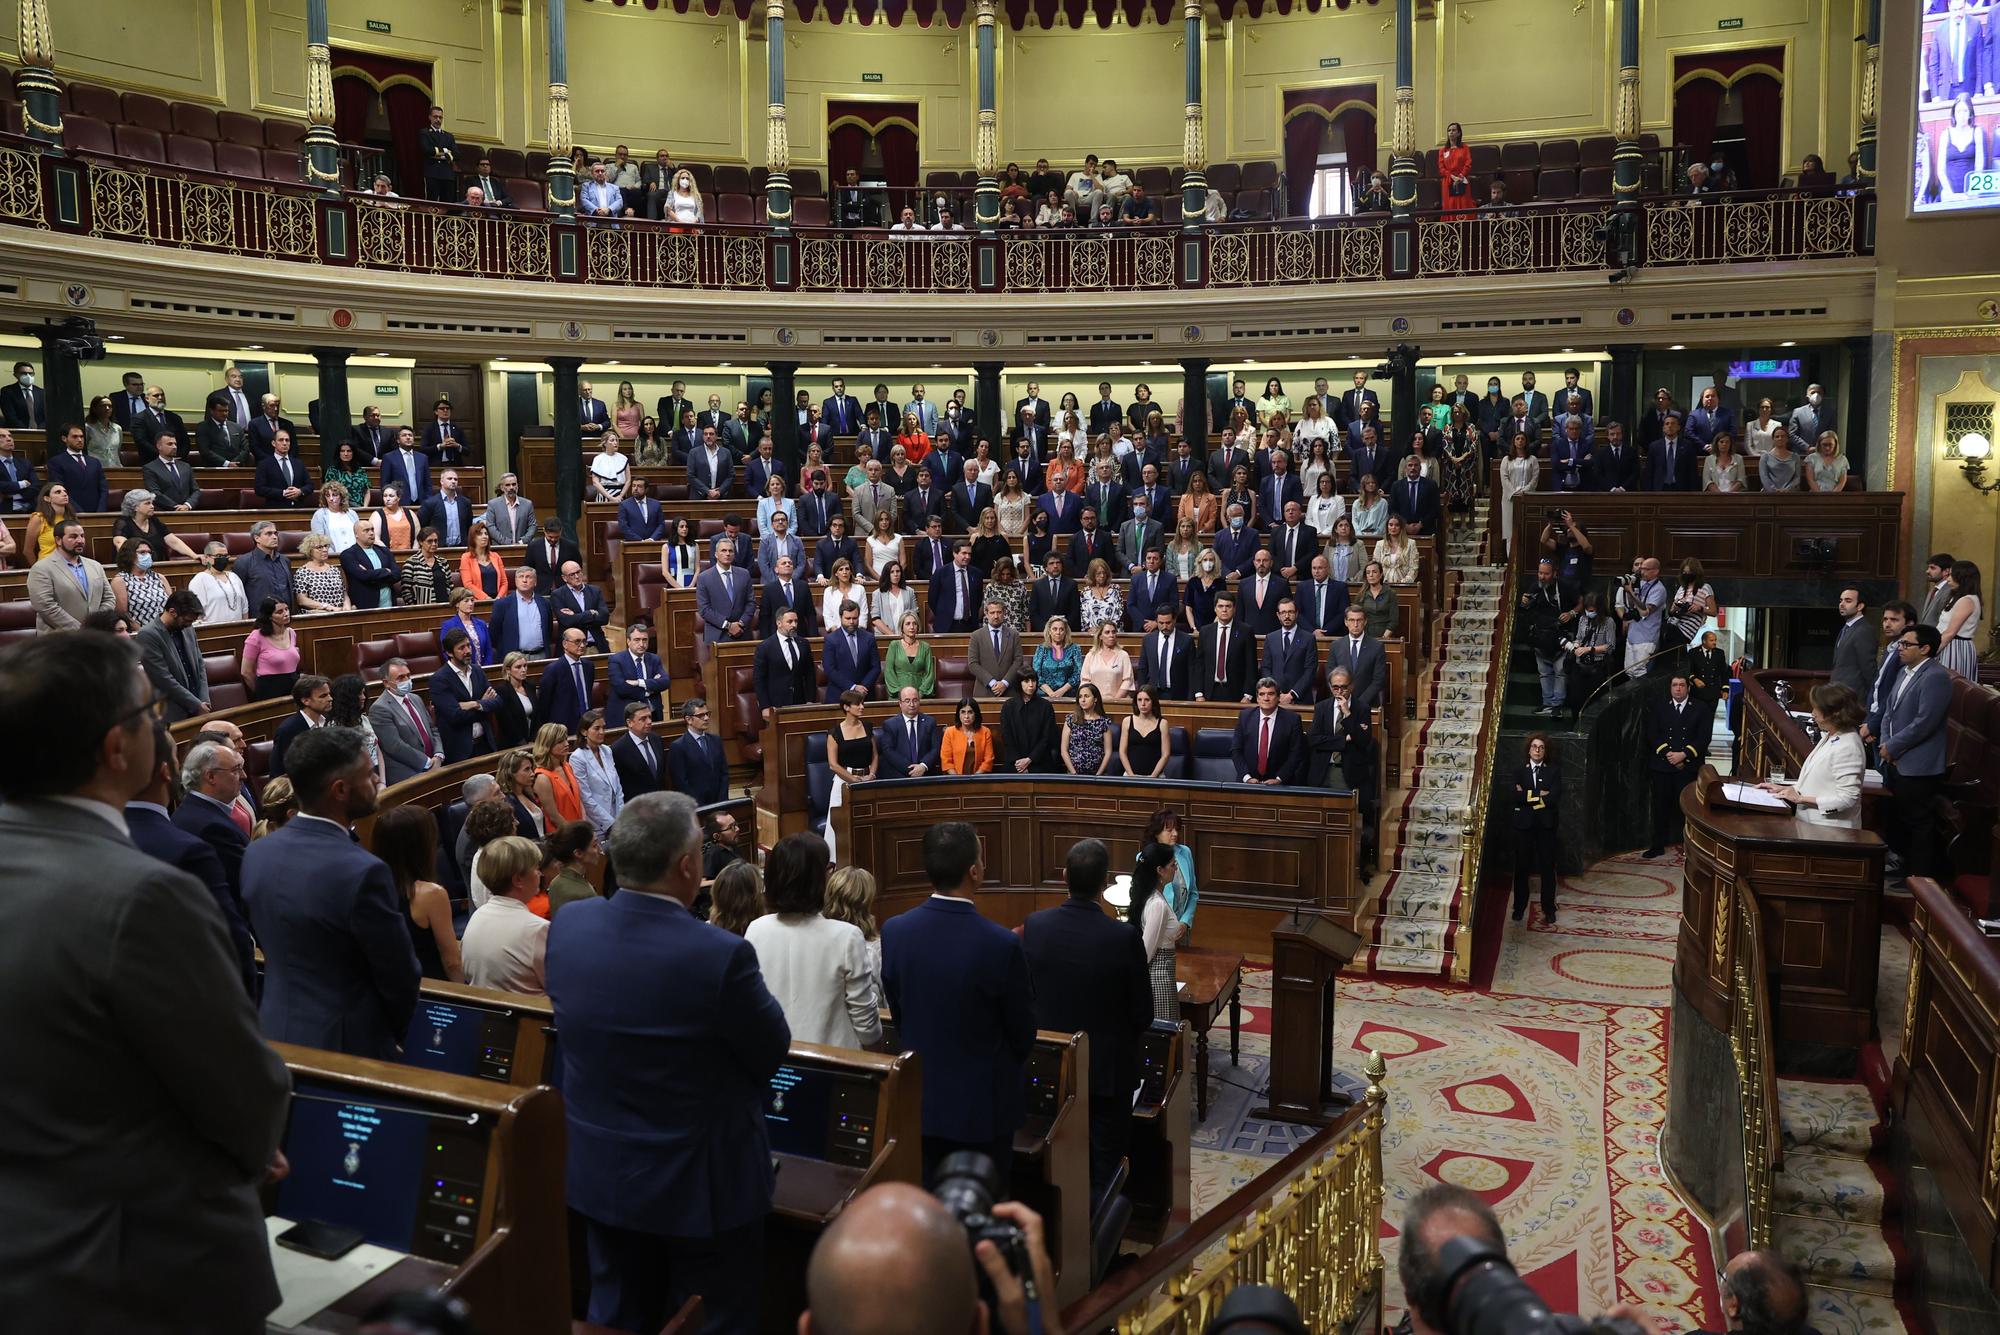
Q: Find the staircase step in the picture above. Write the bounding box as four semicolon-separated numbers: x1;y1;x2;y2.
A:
1775;1152;1885;1227
1368;944;1449;975
1801;1286;1911;1335
1779;1081;1880;1159
1774;1214;1897;1297
1392;845;1463;876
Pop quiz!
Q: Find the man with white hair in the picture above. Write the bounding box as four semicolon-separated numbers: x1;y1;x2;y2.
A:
174;739;255;967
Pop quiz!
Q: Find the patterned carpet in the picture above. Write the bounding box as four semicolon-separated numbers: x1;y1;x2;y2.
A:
1188;851;1721;1333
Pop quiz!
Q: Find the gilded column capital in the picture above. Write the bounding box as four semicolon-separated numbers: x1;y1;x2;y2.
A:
1184;103;1207;174
1860;44;1880;126
1614;66;1640;143
547;83;573;158
768;103;791;173
767;0;786;20
975;108;998;178
306;43;336;129
17;0;53;68
977;0;997;28
1391;86;1415;158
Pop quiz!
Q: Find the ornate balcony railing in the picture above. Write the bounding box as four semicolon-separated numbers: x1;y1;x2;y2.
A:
0;136;1874;296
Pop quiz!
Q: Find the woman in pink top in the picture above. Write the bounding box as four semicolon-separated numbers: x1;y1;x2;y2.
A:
613;380;642;442
1080;621;1135;700
242;596;302;701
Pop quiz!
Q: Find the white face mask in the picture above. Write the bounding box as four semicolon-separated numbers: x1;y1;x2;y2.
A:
1808;392;1821;405
15;373;31;388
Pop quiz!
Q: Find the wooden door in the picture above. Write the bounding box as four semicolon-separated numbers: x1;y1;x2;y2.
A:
413;364;480;454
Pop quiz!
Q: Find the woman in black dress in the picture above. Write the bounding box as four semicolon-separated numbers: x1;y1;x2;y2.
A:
493;651;541;750
824;686;877;861
1026;509;1056;570
1510;733;1560;926
1119;685;1171;778
372;805;463;981
969;508;1014;576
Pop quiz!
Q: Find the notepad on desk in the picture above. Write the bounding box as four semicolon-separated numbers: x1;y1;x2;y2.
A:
1722;782;1793;811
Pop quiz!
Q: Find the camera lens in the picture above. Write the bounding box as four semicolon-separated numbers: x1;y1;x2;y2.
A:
1434;1236;1556;1335
932;1150;1001;1227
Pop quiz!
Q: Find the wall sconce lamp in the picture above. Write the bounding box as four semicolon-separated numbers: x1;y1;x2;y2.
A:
1961;433;1998;491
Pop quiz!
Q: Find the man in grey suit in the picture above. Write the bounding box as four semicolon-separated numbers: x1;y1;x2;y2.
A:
136;590;211;721
483;472;539;545
695;536;755;643
244;726;422;1059
0;631;291;1332
368;657;444;784
1325;604;1387;715
969;599;1024;697
26;520;114;633
1785;385;1832;447
1830;587;1877;698
849;458;900;534
1878;624;1955;883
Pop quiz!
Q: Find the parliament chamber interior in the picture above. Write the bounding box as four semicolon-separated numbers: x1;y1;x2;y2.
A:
3;0;1999;1333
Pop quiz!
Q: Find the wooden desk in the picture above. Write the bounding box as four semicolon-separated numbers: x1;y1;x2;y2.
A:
1014;1031;1093;1309
1127;1021;1193;1245
406;981;556;1089
1177;949;1243;1123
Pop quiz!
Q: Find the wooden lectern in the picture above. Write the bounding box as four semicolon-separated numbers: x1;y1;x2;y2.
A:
1257;912;1364;1125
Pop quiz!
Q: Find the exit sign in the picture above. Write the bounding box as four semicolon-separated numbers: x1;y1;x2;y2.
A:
366;19;391;33
1717;17;1743;29
374;385;397;396
861;72;884;83
1319;57;1342;69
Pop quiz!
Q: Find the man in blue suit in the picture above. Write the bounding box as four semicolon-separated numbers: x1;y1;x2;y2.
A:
822;379;863;436
759;553;818;638
695;537;754;643
431;628;498;763
489;567;554;659
1124;547;1178;631
616;476;665;541
1647;413;1699;492
243;726;420;1059
419;470;476;546
822;600;882;701
536;629;596;733
1878;624;1955;882
667;699;730;805
929;542;984;633
686;426;735;501
882;821;1036;1179
129;722;256;997
1861;601;1917;750
547;792;790;1333
1212;505;1260;578
1035;485;1083;536
1262;599;1320;704
608;619;671;721
1232;679;1306;785
1387;454;1443;536
877;686;942;777
252;431;312;507
553;560;612;653
377;426;431;502
47;424;109;513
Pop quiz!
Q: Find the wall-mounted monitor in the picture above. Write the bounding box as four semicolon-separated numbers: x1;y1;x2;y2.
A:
1914;6;2000;214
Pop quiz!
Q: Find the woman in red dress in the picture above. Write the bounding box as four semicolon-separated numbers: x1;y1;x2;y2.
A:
1437;121;1474;214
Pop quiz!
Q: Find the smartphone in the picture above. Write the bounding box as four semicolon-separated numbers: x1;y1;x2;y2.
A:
276;1219;365;1261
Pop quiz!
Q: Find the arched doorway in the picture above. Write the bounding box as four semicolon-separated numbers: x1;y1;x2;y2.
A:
1671;47;1784;190
330;49;438;194
1282;84;1378;217
828;100;919;223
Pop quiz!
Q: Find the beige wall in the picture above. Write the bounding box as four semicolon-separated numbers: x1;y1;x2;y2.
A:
1002;25;1187;166
538;3;748;162
783;23;972;167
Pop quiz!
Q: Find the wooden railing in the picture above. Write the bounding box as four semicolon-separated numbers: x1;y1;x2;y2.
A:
1730;877;1783;1250
1062;1053;1386;1334
0;137;1872;294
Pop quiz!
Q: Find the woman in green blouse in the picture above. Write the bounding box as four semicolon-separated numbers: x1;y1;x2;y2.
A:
325;439;372;508
1360;560;1399;639
880;610;936;697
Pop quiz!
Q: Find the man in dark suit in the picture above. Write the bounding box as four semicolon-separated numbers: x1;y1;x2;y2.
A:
128;721;254;996
546;792;791;1333
252;431;311;507
1015;382;1052;428
608;620;671;722
1085;383;1124;435
655;381;693;436
742;439;785;500
1195;593;1253;703
1267;502;1320;584
1238;550;1290;636
0;635;289;1332
821;379;864;436
1206;439;1251;495
338;519;400;610
795;475;835;538
1063;510;1116;579
420;400;468;463
523;521;584;589
1556;368;1594;421
667;699;729;805
206;367;254;429
1233;679;1304;785
757;552;817;638
128;385;188;463
1299;553;1352;638
930;542;984;633
1547;416;1592;494
1388;454;1442;535
0;427;38;512
1135;601;1194;700
1021;838;1154;1206
858;408;894;461
1029;551;1082;631
367;658;444;784
245;395;294;461
1861;601;1917;750
1212;506;1260;579
553;560;612;653
1641;673;1715;858
823;600;883;701
670;408;703;463
172;736;256;974
1222;378;1258;430
1035;483;1083;536
1124;547;1177;630
431;628;498;763
612;702;668;797
686;426;735;501
47;424;109;512
139;432;196;510
346;404;391;465
377;426;431;502
695;538;754;643
723;401;763;457
1339;371;1379;430
904;465;949;535
1588;420;1640;492
1259;458;1304;532
1830;587;1878;697
950;460;995;533
465;157;511;207
419;469;476;547
877;686;943;777
1327;605;1388;715
1262;599;1319;704
753;608;816;724
1647;413;1699;492
489;568;555;659
536;629;597;733
268;674;332;779
0;359;47;428
1518;372;1551;435
1878;625;1955;881
1011;408;1050;461
1309;666;1379;874
245;726;421;1057
136;591;210;721
695;394;730;436
882;821;1036;1179
419;104;458;201
1168;441;1202;497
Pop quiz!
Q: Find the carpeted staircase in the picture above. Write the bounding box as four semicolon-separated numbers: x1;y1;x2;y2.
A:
1772;1078;1909;1335
1365;517;1503;980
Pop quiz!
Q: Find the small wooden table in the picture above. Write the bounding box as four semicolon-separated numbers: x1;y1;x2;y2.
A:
1177;948;1243;1122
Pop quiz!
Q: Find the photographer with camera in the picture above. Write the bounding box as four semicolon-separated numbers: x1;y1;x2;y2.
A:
1615;556;1666;678
1563;591;1616;720
1539;511;1593;591
1521;558;1577;717
800;1179;1066;1335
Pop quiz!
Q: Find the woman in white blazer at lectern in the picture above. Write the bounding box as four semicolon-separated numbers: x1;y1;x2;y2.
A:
1760;681;1866;828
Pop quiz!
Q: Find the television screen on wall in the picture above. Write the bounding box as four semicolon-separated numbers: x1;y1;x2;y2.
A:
1915;4;2000;213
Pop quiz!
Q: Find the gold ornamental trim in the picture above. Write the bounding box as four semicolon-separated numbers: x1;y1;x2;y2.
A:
1614;66;1640;144
1860;43;1880;127
17;0;53;68
1391;85;1415;159
1184;102;1208;175
767;103;790;173
547;82;573;158
306;43;336;128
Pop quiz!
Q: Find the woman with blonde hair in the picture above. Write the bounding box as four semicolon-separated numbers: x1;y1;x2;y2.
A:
589;430;629;502
882;610;937;697
613;381;641;442
1081;621;1134;700
462;835;549;994
1177;468;1219;534
1372;513;1419;585
824;866;883;1006
665;168;704;226
708;861;764;936
1033;615;1083;699
310;480;360;553
497;746;548;837
1165;515;1205;580
1044;436;1085;496
252;776;297;840
293;533;351;612
896;410;933;466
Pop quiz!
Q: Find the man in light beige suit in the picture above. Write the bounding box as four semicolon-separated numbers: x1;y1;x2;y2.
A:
26;518;113;633
968;598;1023;697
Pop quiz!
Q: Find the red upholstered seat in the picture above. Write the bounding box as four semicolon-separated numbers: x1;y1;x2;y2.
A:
1537;168;1577;200
215;142;263;179
792;167;823;197
717;193;755;225
1499;140;1540;172
67;83;122;123
1577;167;1613;197
113;126;167;163
120;92;173;132
749;166;770;195
263;119;306;152
65;115;116;156
204;652;247;711
1207;163;1241;193
1467;144;1501;176
714;165;751;195
261;148;301;183
0;600;36;646
171;103;220;140
357;638;398;680
1239;161;1278;193
488;148;524;177
792;195;830;227
525;151;550;177
1578;136;1616;170
687;163;715;194
217;110;264;146
1415;178;1441;211
166;135;215;172
1539;138;1579;171
1505;169;1537;202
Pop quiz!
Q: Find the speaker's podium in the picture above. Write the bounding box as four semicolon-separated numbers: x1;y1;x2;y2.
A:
1256;912;1364;1125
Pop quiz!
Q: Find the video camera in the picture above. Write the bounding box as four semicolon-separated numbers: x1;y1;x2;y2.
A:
33;316;107;362
1431;1236;1646;1335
